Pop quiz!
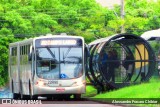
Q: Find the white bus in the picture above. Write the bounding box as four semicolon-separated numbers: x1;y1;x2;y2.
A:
8;34;86;99
141;29;160;73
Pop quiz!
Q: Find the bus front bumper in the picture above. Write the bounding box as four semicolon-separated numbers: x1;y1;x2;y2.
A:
33;84;86;95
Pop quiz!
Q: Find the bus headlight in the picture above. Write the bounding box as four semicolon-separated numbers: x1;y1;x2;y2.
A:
36;81;45;86
72;80;86;86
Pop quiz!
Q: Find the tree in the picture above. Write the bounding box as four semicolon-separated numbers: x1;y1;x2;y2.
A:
0;35;17;86
0;0;160;86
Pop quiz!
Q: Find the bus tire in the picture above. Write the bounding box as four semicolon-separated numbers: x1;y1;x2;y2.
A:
20;81;32;100
12;81;19;99
23;95;30;100
20;80;24;100
32;95;38;100
47;95;53;100
74;94;81;100
29;81;33;99
63;94;71;100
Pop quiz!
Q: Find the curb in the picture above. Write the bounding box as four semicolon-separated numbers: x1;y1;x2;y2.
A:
86;98;139;107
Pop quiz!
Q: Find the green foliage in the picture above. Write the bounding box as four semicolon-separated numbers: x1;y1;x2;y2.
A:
0;0;107;86
123;0;160;35
0;35;17;86
0;0;159;86
93;77;160;98
82;85;97;97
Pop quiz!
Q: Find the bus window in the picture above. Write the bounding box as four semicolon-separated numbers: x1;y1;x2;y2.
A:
60;47;82;79
36;48;59;79
36;47;83;79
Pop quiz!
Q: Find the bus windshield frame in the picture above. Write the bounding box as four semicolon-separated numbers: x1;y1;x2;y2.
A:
35;38;83;80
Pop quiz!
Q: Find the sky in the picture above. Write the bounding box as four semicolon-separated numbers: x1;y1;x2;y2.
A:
96;0;121;8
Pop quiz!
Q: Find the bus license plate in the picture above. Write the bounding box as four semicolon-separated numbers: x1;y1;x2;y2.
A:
56;88;65;92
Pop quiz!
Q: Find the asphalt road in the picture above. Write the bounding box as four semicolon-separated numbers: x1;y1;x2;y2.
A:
0;87;134;107
0;98;137;107
0;101;124;107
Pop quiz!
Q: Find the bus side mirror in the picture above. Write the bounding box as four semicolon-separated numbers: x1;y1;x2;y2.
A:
28;53;32;61
85;44;90;57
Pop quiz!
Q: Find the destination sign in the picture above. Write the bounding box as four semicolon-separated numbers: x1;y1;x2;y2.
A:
40;40;77;46
35;38;82;47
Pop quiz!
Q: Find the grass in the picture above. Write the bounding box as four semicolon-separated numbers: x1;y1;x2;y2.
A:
93;82;160;98
89;77;160;106
81;77;160;106
92;77;160;98
82;85;97;97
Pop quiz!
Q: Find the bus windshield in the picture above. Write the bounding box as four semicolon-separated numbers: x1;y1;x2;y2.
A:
36;47;83;79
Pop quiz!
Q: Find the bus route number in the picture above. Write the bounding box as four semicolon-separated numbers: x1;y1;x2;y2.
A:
48;81;58;84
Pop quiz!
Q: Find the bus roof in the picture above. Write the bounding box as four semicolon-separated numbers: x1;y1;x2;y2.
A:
89;34;117;45
141;29;160;40
9;34;84;46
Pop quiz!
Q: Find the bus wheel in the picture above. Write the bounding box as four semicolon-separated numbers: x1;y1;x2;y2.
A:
32;95;38;100
23;95;30;100
47;95;53;100
21;82;32;100
20;81;24;100
74;94;81;100
12;81;19;99
63;94;71;100
29;81;33;99
13;93;19;99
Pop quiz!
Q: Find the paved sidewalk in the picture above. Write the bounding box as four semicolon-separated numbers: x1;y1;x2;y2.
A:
0;86;12;98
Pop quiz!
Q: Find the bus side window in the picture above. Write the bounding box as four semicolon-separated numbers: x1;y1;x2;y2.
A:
28;53;32;61
28;46;33;61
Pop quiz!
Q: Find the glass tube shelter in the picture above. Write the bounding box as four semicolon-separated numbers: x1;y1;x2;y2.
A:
86;34;156;89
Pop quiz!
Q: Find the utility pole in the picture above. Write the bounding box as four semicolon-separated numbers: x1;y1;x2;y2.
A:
121;0;125;33
120;0;126;80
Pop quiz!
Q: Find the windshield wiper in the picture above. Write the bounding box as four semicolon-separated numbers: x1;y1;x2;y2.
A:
63;47;72;60
46;47;55;59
